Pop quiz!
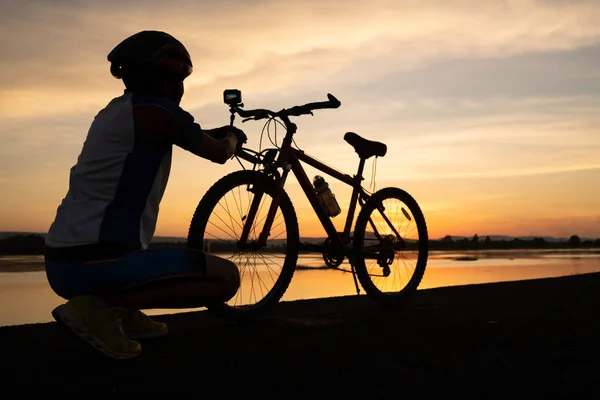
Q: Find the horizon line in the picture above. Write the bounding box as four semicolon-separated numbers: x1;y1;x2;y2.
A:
0;231;598;241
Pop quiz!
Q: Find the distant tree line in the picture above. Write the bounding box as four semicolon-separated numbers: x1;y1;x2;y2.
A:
0;234;46;255
0;233;599;255
429;234;600;251
149;240;289;253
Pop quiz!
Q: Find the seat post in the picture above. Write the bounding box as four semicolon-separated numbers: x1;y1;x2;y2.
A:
356;157;366;179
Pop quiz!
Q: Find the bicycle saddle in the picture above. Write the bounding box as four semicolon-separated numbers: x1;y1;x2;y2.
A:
344;132;387;159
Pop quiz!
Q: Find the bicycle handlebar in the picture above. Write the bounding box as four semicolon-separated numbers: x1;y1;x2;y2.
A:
234;93;341;121
231;93;341;164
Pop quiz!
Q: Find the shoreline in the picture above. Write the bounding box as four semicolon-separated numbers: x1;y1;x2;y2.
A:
1;248;599;273
1;272;599;396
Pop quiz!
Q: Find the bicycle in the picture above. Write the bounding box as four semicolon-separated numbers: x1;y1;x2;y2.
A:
187;91;429;321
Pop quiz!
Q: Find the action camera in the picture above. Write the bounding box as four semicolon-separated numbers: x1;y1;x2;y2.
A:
224;89;242;106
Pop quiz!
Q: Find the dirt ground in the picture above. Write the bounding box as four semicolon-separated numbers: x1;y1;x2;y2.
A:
1;272;599;398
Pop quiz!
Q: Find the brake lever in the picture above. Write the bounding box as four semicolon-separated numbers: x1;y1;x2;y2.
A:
242;117;254;123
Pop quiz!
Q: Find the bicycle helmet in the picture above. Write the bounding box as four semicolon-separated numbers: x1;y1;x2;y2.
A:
107;30;193;81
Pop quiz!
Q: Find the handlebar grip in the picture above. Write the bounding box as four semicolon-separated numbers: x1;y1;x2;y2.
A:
302;93;341;110
327;93;341;108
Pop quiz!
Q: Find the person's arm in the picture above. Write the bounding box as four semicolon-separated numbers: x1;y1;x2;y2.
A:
169;110;237;164
194;129;238;164
132;98;244;164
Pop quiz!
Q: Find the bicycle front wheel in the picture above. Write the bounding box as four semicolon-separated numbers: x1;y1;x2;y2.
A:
187;170;299;320
352;187;428;306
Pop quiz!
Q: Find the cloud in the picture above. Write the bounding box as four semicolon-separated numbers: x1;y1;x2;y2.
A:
270;94;600;182
397;164;600;181
2;0;600;236
2;0;600;119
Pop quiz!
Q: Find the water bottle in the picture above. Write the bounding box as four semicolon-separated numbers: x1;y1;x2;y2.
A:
313;175;341;217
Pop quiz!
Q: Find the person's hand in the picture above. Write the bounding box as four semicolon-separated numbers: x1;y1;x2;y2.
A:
222;131;238;160
204;126;248;164
207;125;247;144
227;126;247;148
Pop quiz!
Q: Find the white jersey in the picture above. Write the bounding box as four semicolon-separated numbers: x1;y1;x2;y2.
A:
46;92;204;251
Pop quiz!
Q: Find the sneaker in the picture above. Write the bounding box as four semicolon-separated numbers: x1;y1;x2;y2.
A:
52;295;141;360
119;309;168;339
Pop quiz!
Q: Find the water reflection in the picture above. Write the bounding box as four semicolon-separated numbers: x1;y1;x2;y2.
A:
0;251;599;326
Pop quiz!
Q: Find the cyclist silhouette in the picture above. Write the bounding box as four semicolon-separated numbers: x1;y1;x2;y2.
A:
45;30;246;359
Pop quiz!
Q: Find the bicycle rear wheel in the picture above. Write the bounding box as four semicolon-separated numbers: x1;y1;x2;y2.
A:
352;187;428;306
187;170;299;320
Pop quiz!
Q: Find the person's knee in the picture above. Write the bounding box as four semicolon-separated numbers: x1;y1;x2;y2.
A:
204;254;240;300
45;261;78;300
214;257;240;299
222;259;240;299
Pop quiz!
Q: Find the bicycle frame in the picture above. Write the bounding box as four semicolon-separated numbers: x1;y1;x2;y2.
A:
236;115;370;255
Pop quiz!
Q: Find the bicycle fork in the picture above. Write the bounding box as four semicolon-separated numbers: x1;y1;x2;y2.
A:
237;165;291;248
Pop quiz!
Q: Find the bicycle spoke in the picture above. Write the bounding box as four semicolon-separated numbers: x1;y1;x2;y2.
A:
234;185;244;219
257;252;284;283
206;219;239;241
214;199;244;235
222;192;239;236
250;193;268;240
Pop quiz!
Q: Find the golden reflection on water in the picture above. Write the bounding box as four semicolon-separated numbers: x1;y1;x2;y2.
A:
0;252;599;326
0;282;65;326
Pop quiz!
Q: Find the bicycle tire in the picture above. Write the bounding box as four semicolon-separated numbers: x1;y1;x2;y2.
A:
352;187;428;306
187;170;299;321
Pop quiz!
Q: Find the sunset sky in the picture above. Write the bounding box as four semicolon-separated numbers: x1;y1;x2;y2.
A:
1;0;599;240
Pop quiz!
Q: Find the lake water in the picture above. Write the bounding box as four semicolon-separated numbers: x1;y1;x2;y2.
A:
1;249;599;327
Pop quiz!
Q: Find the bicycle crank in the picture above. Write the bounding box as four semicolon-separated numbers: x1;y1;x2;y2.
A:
322;236;345;268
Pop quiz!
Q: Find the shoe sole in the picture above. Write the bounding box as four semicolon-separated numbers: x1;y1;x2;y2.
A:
52;305;141;360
